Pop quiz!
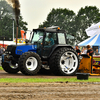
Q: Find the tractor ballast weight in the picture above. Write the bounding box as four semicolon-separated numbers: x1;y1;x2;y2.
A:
2;26;80;76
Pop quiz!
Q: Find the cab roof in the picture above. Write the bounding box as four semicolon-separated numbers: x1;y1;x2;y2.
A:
33;26;65;33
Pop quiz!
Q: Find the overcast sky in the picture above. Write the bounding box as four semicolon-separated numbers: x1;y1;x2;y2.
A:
20;0;100;30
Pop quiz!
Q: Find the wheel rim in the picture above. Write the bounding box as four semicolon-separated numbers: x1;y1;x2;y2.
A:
60;51;78;74
26;57;38;71
10;63;18;69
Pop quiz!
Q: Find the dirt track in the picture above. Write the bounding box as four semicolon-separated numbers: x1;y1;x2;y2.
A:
0;71;100;100
0;82;100;100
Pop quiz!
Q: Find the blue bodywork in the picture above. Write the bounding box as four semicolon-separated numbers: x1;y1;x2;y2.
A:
15;45;37;55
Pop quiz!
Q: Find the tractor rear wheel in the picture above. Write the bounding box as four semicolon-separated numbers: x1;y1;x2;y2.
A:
49;47;79;76
18;52;42;75
2;62;19;74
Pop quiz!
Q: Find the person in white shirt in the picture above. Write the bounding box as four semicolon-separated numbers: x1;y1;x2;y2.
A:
81;47;87;54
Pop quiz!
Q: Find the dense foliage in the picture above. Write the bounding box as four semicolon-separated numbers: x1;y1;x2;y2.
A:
39;6;100;45
0;0;28;41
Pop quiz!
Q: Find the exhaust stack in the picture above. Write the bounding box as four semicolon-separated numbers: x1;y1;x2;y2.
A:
6;0;20;45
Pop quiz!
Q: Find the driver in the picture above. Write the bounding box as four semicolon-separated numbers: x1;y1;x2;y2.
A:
47;34;54;46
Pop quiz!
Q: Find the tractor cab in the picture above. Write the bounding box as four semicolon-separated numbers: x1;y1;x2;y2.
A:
29;26;67;58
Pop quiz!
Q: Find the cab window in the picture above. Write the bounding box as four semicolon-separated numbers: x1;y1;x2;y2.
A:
58;33;66;44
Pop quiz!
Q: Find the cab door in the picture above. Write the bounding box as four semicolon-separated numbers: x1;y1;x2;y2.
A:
42;32;57;57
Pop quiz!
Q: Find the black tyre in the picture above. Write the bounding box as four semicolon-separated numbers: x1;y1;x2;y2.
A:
2;62;19;74
49;47;79;76
18;52;42;75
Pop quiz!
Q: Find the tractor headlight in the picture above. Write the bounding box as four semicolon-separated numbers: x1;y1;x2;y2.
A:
9;52;11;54
5;51;11;54
5;51;9;54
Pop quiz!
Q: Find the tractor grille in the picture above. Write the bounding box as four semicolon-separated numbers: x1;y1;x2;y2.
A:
6;45;16;56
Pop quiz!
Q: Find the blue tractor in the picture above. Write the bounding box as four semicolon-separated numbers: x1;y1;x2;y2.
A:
2;26;79;75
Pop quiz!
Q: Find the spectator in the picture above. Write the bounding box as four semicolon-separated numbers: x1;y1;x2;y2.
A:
3;45;8;53
83;47;87;54
94;49;99;55
81;49;84;54
86;45;94;56
0;45;3;56
75;45;81;56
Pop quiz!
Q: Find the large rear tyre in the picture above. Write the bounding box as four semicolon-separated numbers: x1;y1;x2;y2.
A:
2;62;19;74
49;47;79;76
18;52;42;75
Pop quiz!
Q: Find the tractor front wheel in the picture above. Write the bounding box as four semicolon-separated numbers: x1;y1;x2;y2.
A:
2;62;19;74
18;52;42;75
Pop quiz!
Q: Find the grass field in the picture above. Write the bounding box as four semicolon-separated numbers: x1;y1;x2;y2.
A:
0;77;100;83
0;66;100;83
0;66;3;70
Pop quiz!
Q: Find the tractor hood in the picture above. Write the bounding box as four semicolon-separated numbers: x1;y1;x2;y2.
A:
6;44;37;56
15;45;37;55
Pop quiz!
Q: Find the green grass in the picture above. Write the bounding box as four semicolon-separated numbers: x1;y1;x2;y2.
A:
0;66;100;83
0;77;100;83
0;66;3;70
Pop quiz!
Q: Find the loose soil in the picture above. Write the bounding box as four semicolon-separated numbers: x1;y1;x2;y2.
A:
0;70;100;100
0;82;100;100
